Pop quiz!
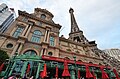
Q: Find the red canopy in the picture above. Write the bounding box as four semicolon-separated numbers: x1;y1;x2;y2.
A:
86;65;93;78
62;60;70;77
113;69;119;79
40;64;47;78
78;70;81;79
0;63;4;73
100;67;109;79
26;63;30;73
55;66;58;78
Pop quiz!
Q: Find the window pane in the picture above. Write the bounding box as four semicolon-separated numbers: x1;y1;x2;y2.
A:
24;50;36;56
31;30;42;43
12;27;24;38
41;14;46;19
50;36;54;46
22;17;28;22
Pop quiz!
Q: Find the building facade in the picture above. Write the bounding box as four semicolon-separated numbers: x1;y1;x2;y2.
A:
0;3;14;33
0;7;119;78
103;49;120;61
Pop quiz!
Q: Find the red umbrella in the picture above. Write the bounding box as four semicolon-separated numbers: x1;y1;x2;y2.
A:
40;64;47;78
55;66;58;78
86;65;93;79
0;63;4;73
78;70;81;79
100;67;109;79
62;60;70;77
113;69;119;79
26;63;30;73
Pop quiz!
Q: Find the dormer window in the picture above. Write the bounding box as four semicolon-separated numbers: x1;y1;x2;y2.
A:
41;14;46;19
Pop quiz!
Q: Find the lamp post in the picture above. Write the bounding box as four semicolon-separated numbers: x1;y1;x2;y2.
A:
73;56;78;79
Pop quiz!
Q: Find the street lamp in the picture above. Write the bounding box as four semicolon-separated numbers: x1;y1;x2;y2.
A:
73;56;78;79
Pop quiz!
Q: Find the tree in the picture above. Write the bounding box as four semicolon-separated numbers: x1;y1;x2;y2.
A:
0;50;9;65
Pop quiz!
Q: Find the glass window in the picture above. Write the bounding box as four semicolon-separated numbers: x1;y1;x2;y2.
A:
12;27;24;38
6;43;13;48
48;52;53;56
37;21;42;26
31;30;42;43
24;50;37;56
50;36;54;46
40;14;46;19
22;17;28;22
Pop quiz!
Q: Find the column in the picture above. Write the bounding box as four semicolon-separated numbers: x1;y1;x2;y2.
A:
70;65;76;79
21;25;29;36
17;43;23;55
20;61;28;77
35;63;41;79
46;31;50;43
11;43;19;57
8;61;16;77
43;30;48;42
10;27;17;36
25;25;32;37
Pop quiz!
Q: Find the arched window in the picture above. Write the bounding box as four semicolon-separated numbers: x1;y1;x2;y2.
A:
41;14;46;19
89;62;93;64
64;57;70;60
12;27;24;38
50;36;55;46
31;30;42;43
23;50;37;56
78;60;82;62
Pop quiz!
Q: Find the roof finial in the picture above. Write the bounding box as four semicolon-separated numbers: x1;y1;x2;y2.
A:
69;8;74;13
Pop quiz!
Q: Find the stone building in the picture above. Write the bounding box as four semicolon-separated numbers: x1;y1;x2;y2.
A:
0;7;119;78
103;49;120;61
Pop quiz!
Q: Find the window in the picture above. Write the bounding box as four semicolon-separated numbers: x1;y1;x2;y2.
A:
6;43;13;48
31;30;42;43
22;17;28;22
50;36;54;46
37;21;42;26
24;50;37;56
41;14;46;19
12;27;24;38
48;52;53;56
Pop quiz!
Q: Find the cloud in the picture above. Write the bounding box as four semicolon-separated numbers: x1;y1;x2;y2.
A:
0;0;120;49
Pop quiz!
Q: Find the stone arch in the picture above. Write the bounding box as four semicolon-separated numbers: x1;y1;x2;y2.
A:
21;48;39;55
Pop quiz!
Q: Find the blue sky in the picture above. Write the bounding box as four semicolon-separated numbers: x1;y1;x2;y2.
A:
0;0;120;49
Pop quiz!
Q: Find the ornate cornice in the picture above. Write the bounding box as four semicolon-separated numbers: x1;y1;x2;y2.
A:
59;37;97;47
18;10;62;29
35;8;54;17
59;49;103;61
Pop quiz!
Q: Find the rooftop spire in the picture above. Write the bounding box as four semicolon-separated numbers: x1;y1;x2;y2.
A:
69;8;81;33
68;8;88;43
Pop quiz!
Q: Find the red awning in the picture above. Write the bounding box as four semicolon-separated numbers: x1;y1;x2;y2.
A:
55;66;58;78
100;67;109;79
0;63;4;73
113;69;119;79
78;70;81;79
86;65;93;78
26;63;30;73
40;64;47;78
62;60;70;77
